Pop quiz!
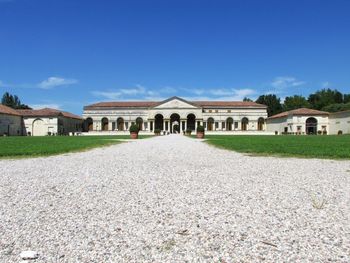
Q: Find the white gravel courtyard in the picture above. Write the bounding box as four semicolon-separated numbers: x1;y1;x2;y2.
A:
0;135;349;262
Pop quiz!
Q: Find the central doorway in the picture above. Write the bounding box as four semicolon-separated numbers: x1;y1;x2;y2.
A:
170;113;180;133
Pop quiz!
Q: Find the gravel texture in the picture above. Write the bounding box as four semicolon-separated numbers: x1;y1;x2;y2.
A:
0;134;349;262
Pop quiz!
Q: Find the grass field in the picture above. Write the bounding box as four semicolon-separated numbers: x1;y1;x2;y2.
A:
204;135;350;159
0;135;150;158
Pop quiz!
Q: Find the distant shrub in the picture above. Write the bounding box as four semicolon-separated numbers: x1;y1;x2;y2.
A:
322;130;327;135
185;129;192;134
196;125;204;133
154;129;161;134
317;130;322;135
338;130;343;135
129;124;139;133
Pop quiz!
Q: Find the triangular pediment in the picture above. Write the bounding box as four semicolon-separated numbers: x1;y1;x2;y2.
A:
153;96;200;109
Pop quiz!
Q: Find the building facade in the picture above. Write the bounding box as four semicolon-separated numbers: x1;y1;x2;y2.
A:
329;110;350;135
83;96;268;133
0;104;23;136
267;108;350;135
18;108;83;136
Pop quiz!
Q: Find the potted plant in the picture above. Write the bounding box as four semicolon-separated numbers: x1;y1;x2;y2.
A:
196;125;205;139
154;129;161;136
185;128;192;136
129;124;139;139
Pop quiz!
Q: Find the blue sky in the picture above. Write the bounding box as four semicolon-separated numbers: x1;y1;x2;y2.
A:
1;0;350;114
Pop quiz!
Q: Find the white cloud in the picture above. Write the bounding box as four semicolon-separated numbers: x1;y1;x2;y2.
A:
321;82;331;88
30;104;61;110
91;91;122;100
38;77;78;89
271;76;305;89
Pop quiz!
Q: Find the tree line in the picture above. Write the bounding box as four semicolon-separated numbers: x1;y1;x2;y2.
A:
2;89;350;116
1;92;32;109
244;88;350;116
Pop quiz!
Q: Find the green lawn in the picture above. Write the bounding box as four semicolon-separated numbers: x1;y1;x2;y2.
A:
0;135;150;158
204;135;350;159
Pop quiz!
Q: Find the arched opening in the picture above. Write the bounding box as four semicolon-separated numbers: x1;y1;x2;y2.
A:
155;114;164;130
187;114;196;131
136;117;143;131
170;113;180;133
101;118;109;131
226;117;233;131
85;118;93;132
241;117;249;131
306;117;317;135
117;117;124;131
32;118;46;136
207;117;214;131
258;117;265;131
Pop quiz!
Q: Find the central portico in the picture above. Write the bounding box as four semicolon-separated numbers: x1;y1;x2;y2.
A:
82;96;268;133
148;97;203;133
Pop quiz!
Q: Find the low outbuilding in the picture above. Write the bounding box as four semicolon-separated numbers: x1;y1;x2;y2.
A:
266;108;329;135
0;104;23;136
18;108;83;136
329;110;350;135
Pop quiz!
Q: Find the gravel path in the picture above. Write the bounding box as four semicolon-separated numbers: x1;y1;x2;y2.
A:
1;135;349;262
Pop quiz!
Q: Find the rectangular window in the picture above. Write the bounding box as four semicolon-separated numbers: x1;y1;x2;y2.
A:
144;122;148;130
215;110;218;113
112;122;116;130
215;122;219;129
209;109;212;113
222;122;225;129
297;126;301;131
150;121;153;131
203;122;207;129
227;109;231;113
165;121;168;131
182;121;185;131
234;122;238;129
125;122;129;130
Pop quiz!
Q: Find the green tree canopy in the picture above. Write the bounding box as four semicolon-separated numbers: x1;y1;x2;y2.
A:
322;102;350;112
255;94;283;116
1;92;32;109
283;95;310;111
308;88;344;110
243;97;253;102
344;94;350;103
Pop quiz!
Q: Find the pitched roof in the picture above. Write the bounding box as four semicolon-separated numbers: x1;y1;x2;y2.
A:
0;104;21;116
84;97;267;109
194;101;266;108
268;108;329;119
17;108;83;120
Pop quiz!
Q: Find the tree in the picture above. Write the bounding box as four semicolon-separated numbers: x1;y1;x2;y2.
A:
1;92;31;109
344;94;350;103
243;97;253;102
283;95;310;111
322;102;350;112
308;88;344;110
255;94;283;116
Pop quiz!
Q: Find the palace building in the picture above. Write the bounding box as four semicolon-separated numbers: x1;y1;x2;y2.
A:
82;96;268;133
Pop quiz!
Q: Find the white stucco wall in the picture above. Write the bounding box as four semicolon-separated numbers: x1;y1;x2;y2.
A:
267;114;329;134
23;117;83;136
83;98;268;132
329;111;350;135
0;113;23;136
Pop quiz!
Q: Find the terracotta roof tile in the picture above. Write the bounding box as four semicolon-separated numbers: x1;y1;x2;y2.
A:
193;101;266;108
268;108;329;119
84;100;267;109
17;108;83;120
0;104;21;116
